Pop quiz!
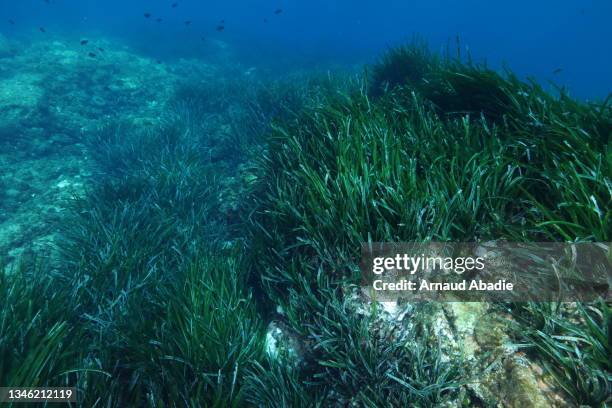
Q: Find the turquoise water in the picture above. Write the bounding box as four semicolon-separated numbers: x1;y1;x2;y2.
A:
3;0;612;99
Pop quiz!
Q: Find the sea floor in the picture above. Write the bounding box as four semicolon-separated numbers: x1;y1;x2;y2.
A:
1;32;604;407
0;34;233;264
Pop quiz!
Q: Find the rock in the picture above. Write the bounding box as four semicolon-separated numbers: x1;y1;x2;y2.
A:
443;302;571;407
0;73;43;137
264;321;302;366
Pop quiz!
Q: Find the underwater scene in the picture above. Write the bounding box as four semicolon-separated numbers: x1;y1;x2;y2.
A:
0;0;611;406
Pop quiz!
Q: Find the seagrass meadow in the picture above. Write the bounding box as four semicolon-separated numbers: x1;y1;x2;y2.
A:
1;33;611;407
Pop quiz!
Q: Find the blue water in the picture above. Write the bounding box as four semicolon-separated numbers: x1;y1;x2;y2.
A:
2;0;611;100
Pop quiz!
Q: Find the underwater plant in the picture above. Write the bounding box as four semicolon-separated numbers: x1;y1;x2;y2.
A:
511;301;611;406
155;248;265;406
0;257;76;389
369;37;439;98
244;359;327;408
300;291;465;407
1;36;609;406
246;40;610;406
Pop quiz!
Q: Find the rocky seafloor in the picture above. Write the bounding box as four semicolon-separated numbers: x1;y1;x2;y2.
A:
0;32;234;264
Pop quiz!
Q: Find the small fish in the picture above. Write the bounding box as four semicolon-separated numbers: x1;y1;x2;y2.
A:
263;18;268;23
98;47;105;52
43;0;50;3
8;19;15;25
88;52;96;58
220;19;225;23
80;39;89;45
201;36;206;41
156;59;162;64
184;20;192;25
156;18;163;22
553;68;563;75
216;25;224;31
39;27;46;33
274;8;283;14
172;2;178;8
144;12;151;18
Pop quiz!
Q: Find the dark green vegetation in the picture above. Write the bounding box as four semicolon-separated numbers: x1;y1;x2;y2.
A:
2;85;267;406
512;301;611;406
0;69;341;406
0;255;75;390
1;39;610;407
248;40;610;406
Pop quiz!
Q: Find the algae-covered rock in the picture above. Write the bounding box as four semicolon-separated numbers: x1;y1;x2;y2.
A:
0;73;43;138
441;303;572;407
472;356;562;408
264;320;303;368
